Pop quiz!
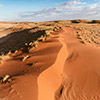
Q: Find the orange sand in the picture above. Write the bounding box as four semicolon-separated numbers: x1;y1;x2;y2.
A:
0;25;100;100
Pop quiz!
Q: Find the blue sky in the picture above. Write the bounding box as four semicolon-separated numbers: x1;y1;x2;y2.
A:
0;0;100;21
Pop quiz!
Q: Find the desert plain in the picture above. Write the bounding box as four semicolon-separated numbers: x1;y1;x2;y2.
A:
0;20;100;100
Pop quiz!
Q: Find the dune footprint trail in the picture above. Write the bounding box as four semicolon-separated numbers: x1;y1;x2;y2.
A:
38;31;68;100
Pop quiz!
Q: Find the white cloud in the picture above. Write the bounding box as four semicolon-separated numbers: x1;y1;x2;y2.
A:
60;0;86;6
90;3;97;9
18;0;100;21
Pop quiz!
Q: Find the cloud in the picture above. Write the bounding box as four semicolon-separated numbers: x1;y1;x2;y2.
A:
18;0;100;21
60;0;86;6
0;4;3;7
90;3;98;9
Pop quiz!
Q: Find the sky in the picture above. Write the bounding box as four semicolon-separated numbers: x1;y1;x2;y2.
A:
0;0;100;22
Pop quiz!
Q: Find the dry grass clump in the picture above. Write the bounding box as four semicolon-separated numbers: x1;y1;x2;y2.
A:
0;53;10;60
0;75;12;84
22;55;30;62
37;35;46;42
45;30;52;36
77;35;82;39
53;26;61;31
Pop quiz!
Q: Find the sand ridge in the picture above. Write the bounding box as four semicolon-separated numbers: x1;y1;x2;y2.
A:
38;30;68;100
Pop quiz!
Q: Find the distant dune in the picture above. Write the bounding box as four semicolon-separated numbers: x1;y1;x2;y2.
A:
71;19;100;23
0;20;100;100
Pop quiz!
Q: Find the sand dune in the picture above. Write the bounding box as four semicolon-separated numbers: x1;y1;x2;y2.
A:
0;21;100;100
55;28;100;100
0;29;62;100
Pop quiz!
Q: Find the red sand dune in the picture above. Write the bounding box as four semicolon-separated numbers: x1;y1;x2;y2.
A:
0;25;100;100
55;27;100;100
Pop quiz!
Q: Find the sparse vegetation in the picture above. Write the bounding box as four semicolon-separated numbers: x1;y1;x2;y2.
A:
22;55;30;61
0;75;12;84
72;24;100;47
1;20;100;55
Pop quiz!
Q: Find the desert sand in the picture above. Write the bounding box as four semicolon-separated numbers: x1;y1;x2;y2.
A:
0;20;100;100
